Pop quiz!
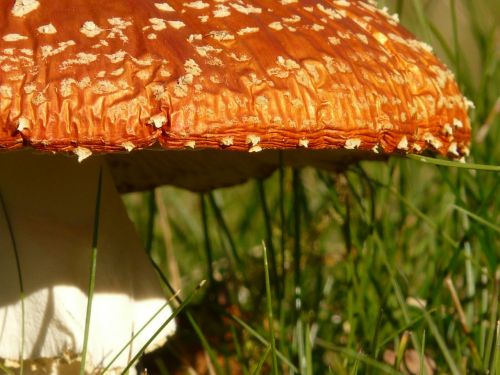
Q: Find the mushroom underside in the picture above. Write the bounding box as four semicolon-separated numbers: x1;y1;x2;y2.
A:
107;147;386;193
0;151;176;374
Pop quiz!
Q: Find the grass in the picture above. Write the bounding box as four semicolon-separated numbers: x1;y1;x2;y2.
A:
80;167;103;375
122;0;498;373
0;192;24;375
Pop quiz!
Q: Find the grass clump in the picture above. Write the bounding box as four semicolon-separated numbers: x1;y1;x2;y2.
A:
123;0;499;373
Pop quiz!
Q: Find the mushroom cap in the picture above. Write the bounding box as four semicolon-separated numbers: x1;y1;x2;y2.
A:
0;0;471;191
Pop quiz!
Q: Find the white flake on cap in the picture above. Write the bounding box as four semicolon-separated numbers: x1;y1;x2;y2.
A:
60;53;98;69
208;31;235;41
220;136;234;147
195;45;221;57
174;75;192;97
230;3;262;14
249;145;262;153
150;18;167;31
328;36;341;45
423;133;443;149
106;50;127;63
3;34;28;42
311;24;325;31
344;138;362;149
121;141;136;152
397;136;408;150
80;21;104;37
268;22;284;31
443;123;453;135
149;114;168;128
155;2;175;12
464;97;475;109
167;20;186;29
0;86;12;98
237;27;259;35
412;143;422;152
184;140;196;148
373;32;388;45
298;139;309;148
447;142;459;156
41;40;76;58
20;48;33;55
185;1;209;9
246;134;260;146
11;0;40;17
37;24;57;34
93;80;119;94
187;34;202;42
277;56;300;70
73;147;92;162
16;117;30;131
184;59;202;76
453;118;463;128
23;82;37;94
213;4;231;17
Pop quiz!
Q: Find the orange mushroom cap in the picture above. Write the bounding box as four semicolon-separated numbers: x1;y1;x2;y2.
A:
0;0;471;191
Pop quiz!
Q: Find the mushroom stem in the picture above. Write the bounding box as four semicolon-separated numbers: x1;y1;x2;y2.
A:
0;151;175;374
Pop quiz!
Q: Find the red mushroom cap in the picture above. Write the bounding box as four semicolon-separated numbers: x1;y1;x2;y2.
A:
0;0;471;190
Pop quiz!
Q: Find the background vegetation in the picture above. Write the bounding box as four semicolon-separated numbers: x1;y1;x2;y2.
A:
124;1;499;373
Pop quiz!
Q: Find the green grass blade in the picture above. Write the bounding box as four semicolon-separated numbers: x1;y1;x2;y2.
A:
100;295;178;374
229;313;298;373
386;186;459;248
208;192;243;269
0;191;25;375
278;152;286;302
395;331;410;371
252;345;271;375
293;169;302;315
258;181;280;299
199;193;214;284
0;362;15;375
452;205;500;233
262;241;279;375
377;238;423;364
449;0;461;84
186;311;225;375
120;280;207;374
491;321;499;375
409;0;432;43
407;154;500;172
305;323;313;375
296;319;306;375
419;330;426;375
79;167;103;375
316;339;404;375
230;325;250;375
421;308;461;375
145;189;156;255
379;313;429;348
349;359;359;375
485;272;500;369
147;250;224;375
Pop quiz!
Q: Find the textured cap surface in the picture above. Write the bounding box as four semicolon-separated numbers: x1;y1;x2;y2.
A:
0;0;471;190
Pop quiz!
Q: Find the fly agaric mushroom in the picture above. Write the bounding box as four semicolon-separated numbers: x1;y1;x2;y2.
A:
0;0;470;374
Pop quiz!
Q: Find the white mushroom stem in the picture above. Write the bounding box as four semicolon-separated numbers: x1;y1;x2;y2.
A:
0;151;175;374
